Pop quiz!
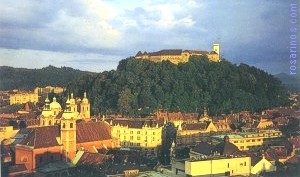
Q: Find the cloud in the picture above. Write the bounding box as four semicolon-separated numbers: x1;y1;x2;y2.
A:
0;0;295;74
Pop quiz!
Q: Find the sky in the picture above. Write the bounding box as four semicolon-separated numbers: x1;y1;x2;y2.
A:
0;0;298;74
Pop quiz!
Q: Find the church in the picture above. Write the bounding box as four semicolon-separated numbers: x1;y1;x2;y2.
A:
13;92;119;173
39;92;90;126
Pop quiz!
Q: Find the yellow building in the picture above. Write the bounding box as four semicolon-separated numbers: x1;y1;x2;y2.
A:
0;126;18;142
135;43;220;64
34;86;66;95
185;155;251;177
213;130;283;151
109;118;164;150
9;91;38;105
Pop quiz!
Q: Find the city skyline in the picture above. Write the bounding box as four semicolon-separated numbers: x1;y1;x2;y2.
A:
0;0;297;74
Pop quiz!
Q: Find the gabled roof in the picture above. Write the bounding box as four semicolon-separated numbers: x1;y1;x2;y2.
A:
76;121;112;143
182;122;209;130
191;142;213;155
213;141;240;156
19;126;60;148
76;152;111;166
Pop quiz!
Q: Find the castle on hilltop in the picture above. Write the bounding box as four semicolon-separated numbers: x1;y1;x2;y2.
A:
135;43;220;64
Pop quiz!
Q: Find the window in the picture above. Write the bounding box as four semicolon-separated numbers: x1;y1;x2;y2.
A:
124;136;126;140
130;136;133;140
62;123;66;128
246;140;250;142
43;120;45;126
70;123;73;128
130;131;133;134
137;137;140;140
234;141;238;143
227;163;229;168
153;132;155;135
49;120;52;125
153;137;155;141
252;140;255;142
137;131;140;134
240;146;244;149
244;162;246;166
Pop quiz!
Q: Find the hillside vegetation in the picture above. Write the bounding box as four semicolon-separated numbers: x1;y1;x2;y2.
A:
67;56;290;116
0;65;95;90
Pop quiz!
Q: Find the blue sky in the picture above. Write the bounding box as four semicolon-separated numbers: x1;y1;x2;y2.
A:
0;0;298;74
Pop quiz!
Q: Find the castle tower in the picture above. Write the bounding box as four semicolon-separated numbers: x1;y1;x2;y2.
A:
213;43;220;61
60;98;77;161
80;91;90;119
69;93;77;113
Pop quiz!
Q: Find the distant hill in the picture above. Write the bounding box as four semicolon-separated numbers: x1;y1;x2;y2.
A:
0;65;96;91
67;56;290;116
275;73;300;91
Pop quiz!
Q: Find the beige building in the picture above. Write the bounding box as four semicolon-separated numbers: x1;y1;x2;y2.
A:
213;130;283;151
34;86;65;95
9;91;38;105
109;118;164;150
135;43;220;64
185;155;251;177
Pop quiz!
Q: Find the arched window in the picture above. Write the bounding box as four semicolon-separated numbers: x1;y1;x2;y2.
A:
70;123;73;128
43;120;45;126
49;120;52;125
62;123;66;128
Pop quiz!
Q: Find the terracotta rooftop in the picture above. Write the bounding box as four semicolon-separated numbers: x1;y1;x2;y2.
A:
182;122;209;130
19;126;60;148
76;152;111;166
76;121;112;143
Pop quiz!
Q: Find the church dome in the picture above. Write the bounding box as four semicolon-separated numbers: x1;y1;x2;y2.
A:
50;97;62;110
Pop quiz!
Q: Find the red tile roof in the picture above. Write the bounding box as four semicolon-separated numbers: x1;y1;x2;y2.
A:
76;121;112;143
182;122;209;130
76;152;111;166
19;126;60;148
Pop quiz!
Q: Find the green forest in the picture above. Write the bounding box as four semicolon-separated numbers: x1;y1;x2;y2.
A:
67;56;290;116
0;65;96;90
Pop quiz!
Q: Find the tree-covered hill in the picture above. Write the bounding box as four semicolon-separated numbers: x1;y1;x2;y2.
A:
67;56;290;116
0;65;96;90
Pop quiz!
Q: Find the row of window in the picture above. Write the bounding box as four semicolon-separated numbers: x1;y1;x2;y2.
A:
117;130;156;135
120;135;157;142
233;139;263;144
